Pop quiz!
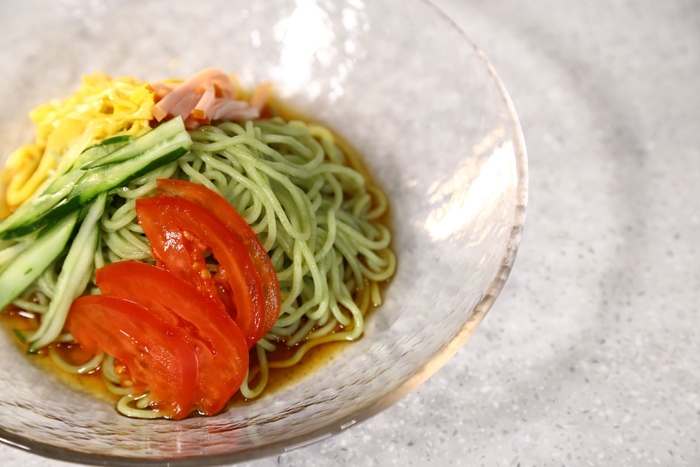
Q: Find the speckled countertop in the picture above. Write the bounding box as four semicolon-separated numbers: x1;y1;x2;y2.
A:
4;0;699;466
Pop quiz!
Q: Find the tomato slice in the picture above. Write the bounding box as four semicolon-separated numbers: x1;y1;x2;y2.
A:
65;295;197;420
147;222;221;305
96;261;249;415
156;179;281;341
136;196;265;348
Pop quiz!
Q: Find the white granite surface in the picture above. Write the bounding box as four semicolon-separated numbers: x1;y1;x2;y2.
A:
4;0;699;465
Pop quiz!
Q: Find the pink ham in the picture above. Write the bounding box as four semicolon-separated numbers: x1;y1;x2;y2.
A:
193;83;216;120
152;68;225;121
184;116;203;131
208;99;260;121
149;69;268;125
213;77;236;99
169;92;202;122
150;82;173;98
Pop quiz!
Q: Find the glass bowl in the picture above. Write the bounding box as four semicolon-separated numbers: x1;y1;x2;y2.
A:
0;0;527;464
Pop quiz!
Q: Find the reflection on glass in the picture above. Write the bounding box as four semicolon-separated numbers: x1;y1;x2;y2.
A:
273;0;367;100
425;141;515;242
277;0;334;94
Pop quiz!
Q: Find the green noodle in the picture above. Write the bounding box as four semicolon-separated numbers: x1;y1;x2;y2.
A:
15;117;395;418
49;347;103;374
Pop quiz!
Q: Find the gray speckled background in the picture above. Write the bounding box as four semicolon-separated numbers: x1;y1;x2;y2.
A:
4;0;699;465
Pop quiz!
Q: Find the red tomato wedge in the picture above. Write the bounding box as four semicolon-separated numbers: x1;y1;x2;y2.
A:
65;295;198;420
95;261;249;415
136;196;265;348
156;179;281;341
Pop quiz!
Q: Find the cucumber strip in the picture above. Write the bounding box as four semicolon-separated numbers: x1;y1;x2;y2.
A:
28;193;107;351
0;211;79;311
53;129;94;177
43;169;84;196
25;131;96;204
69;132;191;203
0;240;31;274
0;117;191;241
72;136;133;171
0;196;82;241
89;135;133;149
82;118;184;169
0;184;75;240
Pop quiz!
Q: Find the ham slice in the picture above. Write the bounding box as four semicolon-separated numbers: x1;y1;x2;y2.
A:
150;82;173;98
184;116;204;130
150;69;271;126
208;99;260;121
169;92;202;121
193;83;216;120
152;68;224;121
213;77;236;99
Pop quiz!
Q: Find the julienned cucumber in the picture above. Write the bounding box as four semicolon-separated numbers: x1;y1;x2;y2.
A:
0;240;31;274
0;117;192;240
70;135;133;173
43;170;85;196
69;131;191;203
0;211;79;312
82;118;183;169
91;134;133;148
0;186;77;241
29;193;107;351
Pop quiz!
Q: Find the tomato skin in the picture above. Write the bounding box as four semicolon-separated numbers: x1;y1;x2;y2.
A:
96;261;249;415
156;179;281;341
136;196;265;348
65;295;197;420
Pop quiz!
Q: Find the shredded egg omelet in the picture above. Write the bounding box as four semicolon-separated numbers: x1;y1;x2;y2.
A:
0;74;155;217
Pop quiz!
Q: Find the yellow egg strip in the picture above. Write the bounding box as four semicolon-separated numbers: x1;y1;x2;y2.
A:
0;74;156;213
6;146;56;207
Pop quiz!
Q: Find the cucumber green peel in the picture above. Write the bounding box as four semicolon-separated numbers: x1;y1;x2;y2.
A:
0;240;32;274
82;119;183;169
90;135;133;149
0;211;79;312
0;116;192;240
70;135;133;173
28;193;107;351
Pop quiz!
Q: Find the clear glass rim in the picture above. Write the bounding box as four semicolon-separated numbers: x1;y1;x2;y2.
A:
0;1;528;465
